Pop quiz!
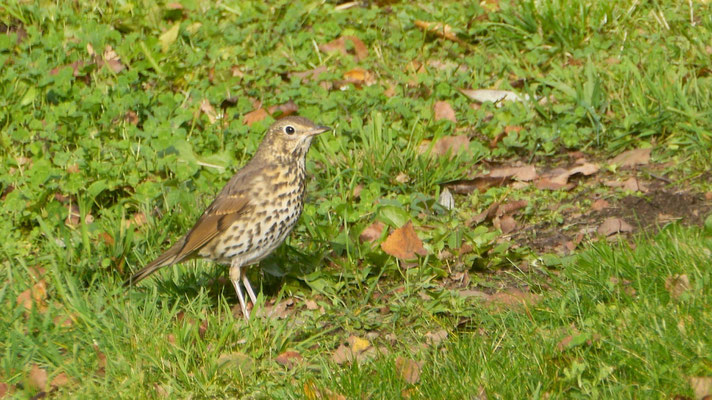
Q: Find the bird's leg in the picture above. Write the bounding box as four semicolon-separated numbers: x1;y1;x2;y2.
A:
241;269;258;305
229;262;250;320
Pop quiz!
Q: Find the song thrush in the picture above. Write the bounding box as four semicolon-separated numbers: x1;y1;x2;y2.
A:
125;116;331;319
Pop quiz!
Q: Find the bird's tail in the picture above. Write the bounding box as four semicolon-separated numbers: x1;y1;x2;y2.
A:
124;239;186;287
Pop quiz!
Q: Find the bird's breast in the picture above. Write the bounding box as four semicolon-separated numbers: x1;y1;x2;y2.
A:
204;164;307;265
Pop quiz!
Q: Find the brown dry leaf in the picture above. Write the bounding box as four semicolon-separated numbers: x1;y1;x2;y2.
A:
343;68;375;86
534;178;573;191
446;176;511;195
65;203;81;227
275;351;303;369
347;36;368;61
289;66;327;83
243;108;269;127
622;177;647;192
468;202;500;226
198;318;208;338
705;192;712;201
433;101;456;123
381;221;427;259
50;372;70;388
267;100;299;118
597;217;634;236
689;376;712;400
0;382;10;397
424;329;448;347
29;364;47;391
360;221;385;243
199;99;218;124
395;357;423;384
496;200;528;216
319;36;368;61
414;20;460;43
489;165;537;181
101;45;125;73
494;215;517;234
609;148;651;168
383;82;397;97
93;343;107;376
665;274;691;300
17;280;48;313
591;199;610;211
304;299;319;310
419;135;469;158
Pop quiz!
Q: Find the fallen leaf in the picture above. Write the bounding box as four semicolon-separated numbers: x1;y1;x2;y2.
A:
343;68;375;86
267;101;299;118
468;202;501;226
360;221;385;243
534;177;573;191
381;221;427;259
199;99;218;124
395;357;422;384
459;88;529;106
319;36;368;61
101;45;125;74
489;165;536;181
438;188;455;210
155;383;169;398
414;20;461;43
609;148;651;168
419;135;469;158
434;101;456;123
486;288;541;308
622;177;647;192
424;330;448;347
198;318;208;338
665;274;690;300
275;351;303;369
243;108;269;126
303;381;347;400
50;372;70;388
496;200;528;216
689;376;712;400
0;382;10;397
29;364;47;391
591;199;610;211
159;23;180;52
255;298;295;320
16;280;48;313
494;215;517;234
446;176;511;195
304;299;319;310
289;66;327;83
93;343;107;376
332;336;373;365
597;217;634;236
705;192;712;201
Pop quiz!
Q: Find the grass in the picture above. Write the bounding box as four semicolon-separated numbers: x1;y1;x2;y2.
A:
1;0;712;398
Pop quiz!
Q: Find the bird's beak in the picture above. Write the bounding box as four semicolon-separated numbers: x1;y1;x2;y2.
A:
308;125;331;136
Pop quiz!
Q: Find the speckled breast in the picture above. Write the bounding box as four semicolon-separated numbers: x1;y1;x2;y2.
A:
203;164;307;266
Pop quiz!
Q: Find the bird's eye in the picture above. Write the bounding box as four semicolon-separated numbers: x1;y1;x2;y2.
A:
284;125;295;135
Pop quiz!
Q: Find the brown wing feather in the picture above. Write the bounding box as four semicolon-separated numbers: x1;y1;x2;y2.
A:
124;194;250;287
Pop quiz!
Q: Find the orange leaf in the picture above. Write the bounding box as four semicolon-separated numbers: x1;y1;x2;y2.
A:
28;364;47;391
360;221;385;243
381;221;427;259
243;108;269;127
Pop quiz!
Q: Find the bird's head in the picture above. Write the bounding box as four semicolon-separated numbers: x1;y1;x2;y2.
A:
256;116;331;163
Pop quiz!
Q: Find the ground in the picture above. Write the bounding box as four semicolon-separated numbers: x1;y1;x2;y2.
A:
1;0;712;398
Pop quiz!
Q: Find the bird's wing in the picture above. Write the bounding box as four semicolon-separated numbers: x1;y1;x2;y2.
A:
173;194;251;261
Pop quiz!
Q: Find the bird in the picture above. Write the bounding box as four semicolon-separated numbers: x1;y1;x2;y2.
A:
124;116;331;319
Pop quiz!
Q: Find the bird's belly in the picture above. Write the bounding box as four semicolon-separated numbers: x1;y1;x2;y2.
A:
200;193;303;266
